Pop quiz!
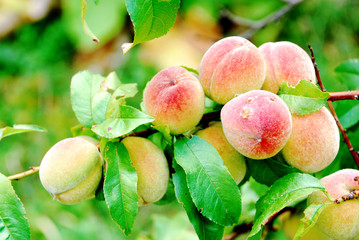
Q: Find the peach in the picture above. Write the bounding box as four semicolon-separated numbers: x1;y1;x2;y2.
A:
282;107;339;173
259;41;316;93
221;90;292;159
195;121;247;184
122;136;169;205
279;211;331;240
199;36;266;104
39;136;103;205
307;169;359;240
143;66;205;135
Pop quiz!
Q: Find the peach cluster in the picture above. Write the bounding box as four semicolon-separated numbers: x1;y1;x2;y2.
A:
39;36;340;211
140;36;339;193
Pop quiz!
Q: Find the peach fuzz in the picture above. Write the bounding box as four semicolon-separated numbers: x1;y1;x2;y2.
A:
281;107;339;173
221;90;292;160
143;66;205;135
307;169;359;240
199;36;266;104
39;136;103;205
259;41;316;93
122;136;169;206
196;121;247;184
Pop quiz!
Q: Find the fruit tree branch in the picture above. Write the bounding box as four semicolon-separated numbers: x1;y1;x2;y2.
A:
329;91;359;101
309;45;359;168
222;0;303;39
8;166;40;181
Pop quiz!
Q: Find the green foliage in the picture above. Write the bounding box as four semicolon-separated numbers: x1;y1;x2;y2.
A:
174;136;242;227
0;125;47;141
71;71;151;139
173;161;224;240
335;59;359;75
278;80;330;115
124;0;181;53
0;173;30;240
1;1;359;239
92;105;153;138
62;0;127;51
247;157;301;187
103;141;138;235
248;173;326;238
339;105;359;129
71;71;105;128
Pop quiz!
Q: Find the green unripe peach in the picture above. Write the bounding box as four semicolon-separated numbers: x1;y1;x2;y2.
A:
199;36;266;104
307;169;359;240
282;107;340;173
39;136;103;205
195;122;247;184
122;136;169;206
279;211;331;240
143;66;205;135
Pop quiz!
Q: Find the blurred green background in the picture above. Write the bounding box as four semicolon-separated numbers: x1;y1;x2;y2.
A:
0;0;358;239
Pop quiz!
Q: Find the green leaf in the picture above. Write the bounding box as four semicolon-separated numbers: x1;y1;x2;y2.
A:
81;0;100;43
71;71;104;127
152;125;172;143
248;173;325;238
339;104;359;129
172;161;224;240
105;83;138;119
247;157;301;187
0;173;30;240
181;66;199;75
92;92;112;124
123;0;180;54
0;124;47;140
335;59;359;75
103;141;138;235
293;203;332;240
278;80;330;115
92;105;154;138
93;72;138;123
174;136;241;227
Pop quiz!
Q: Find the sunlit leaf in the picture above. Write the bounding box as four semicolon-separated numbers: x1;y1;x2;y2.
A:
123;0;180;54
172;161;224;240
92;105;153;138
0;124;47;140
174;136;241;227
0;173;30;240
103;142;138;235
278;80;330;115
248;173;325;238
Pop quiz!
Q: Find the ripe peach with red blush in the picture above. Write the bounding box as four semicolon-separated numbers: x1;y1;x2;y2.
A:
307;169;359;240
221;90;292;160
259;41;316;93
199;36;266;104
143;66;205;135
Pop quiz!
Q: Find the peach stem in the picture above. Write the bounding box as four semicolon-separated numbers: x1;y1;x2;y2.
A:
8;166;40;181
309;45;359;168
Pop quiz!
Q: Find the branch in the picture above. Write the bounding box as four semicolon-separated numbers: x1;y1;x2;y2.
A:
222;0;303;38
329;91;359;101
309;45;359;168
8;166;40;181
